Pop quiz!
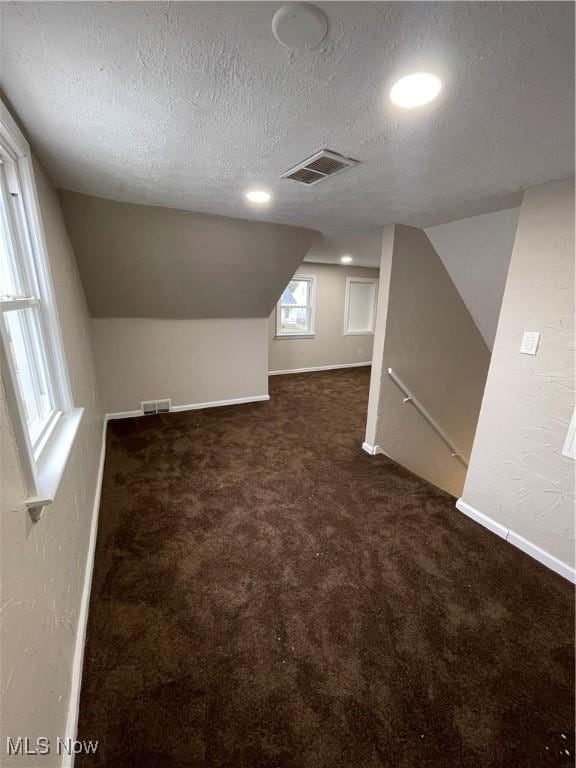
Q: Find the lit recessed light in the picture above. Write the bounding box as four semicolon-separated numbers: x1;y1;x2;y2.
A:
390;73;442;109
246;189;271;203
340;255;353;264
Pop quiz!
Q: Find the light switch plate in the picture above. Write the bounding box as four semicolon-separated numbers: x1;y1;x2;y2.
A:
520;331;540;355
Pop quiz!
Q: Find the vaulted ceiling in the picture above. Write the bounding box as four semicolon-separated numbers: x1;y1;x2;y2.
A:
2;2;573;233
59;190;317;319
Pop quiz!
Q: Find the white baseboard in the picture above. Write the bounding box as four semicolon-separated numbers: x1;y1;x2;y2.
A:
362;441;383;456
103;408;142;420
455;499;508;540
362;442;395;460
106;394;270;421
456;498;575;583
172;395;270;413
507;530;575;584
269;362;371;376
62;416;107;767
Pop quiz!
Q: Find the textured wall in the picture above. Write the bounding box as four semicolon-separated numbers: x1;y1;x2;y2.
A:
59;190;317;319
268;263;379;373
92;318;269;414
367;225;491;497
426;207;520;348
1;160;103;765
461;178;575;568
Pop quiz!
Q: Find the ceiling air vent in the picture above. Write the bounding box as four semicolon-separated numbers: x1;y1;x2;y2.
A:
141;399;172;415
281;149;359;186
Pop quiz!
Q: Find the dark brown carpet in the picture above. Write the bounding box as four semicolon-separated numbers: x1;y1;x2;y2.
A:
78;368;574;768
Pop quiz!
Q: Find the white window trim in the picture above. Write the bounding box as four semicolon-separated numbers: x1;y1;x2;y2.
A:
275;274;316;338
0;98;83;521
562;408;576;460
343;276;378;336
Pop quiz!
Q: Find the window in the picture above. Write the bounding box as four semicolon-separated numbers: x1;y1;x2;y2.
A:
0;100;81;519
344;277;378;335
276;275;315;337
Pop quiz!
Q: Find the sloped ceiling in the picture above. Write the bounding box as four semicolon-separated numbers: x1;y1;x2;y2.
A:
426;207;521;349
59;190;318;319
304;229;383;268
2;2;573;231
303;209;521;351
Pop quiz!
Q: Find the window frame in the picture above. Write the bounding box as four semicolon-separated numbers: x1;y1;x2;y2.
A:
0;99;81;520
562;408;576;461
343;276;378;336
275;274;316;338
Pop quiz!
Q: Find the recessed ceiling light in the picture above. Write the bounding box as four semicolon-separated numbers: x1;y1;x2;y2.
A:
390;73;442;109
340;255;353;264
246;190;271;203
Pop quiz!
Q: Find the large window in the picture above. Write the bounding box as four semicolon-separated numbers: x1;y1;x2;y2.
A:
0;100;80;519
276;275;316;337
1;170;59;451
344;277;378;335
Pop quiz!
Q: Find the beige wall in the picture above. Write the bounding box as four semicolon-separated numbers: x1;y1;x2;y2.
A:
60;190;318;319
461;178;575;569
426;207;520;349
304;228;383;268
92;317;269;414
365;226;395;447
367;225;491;497
1;160;103;765
268;262;379;373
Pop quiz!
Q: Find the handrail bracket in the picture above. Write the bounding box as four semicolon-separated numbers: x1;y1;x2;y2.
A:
387;367;469;468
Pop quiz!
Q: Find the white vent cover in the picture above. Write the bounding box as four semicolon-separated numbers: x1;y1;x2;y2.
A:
280;149;359;186
141;399;171;415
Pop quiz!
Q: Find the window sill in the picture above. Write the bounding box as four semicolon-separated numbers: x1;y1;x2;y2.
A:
25;407;84;521
343;331;375;337
275;334;316;340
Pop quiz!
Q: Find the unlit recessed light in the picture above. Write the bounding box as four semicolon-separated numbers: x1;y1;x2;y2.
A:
340;255;353;264
246;190;271;203
390;73;442;109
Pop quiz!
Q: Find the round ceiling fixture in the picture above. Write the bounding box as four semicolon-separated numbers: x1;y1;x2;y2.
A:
390;73;442;109
272;3;328;50
245;190;271;204
340;255;353;264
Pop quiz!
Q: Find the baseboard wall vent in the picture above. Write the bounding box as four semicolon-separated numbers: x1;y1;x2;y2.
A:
141;399;171;415
107;394;270;421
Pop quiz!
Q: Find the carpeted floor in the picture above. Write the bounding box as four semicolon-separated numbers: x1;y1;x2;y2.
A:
77;368;574;768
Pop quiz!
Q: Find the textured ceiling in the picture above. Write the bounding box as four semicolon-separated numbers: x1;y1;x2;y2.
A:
1;2;573;231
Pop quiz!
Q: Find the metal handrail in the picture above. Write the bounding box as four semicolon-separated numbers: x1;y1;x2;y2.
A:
387;367;469;467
